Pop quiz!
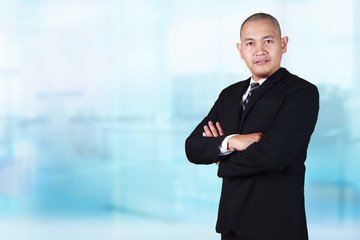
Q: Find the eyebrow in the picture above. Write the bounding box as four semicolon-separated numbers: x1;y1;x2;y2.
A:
263;35;275;39
244;37;255;42
244;35;275;42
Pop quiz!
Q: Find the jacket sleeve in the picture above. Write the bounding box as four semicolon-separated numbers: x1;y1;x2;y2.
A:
185;92;227;165
218;84;319;178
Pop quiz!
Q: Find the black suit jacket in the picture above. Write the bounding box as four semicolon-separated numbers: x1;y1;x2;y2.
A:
185;68;319;240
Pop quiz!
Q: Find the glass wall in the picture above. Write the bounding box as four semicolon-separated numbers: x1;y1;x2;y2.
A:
0;0;359;239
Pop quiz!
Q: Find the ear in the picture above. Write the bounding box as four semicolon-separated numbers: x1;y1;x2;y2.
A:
236;43;244;59
281;36;289;54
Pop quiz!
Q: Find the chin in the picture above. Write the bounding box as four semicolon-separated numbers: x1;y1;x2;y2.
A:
253;71;271;79
253;66;279;79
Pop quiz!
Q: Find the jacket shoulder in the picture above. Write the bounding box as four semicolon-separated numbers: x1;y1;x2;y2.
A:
281;70;318;94
220;78;249;96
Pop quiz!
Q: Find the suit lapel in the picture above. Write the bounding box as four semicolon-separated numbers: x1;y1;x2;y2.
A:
239;68;288;131
235;78;250;110
230;79;250;133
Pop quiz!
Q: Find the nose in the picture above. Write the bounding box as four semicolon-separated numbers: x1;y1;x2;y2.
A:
254;43;266;56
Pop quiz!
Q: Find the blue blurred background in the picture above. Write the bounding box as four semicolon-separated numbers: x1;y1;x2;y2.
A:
0;0;359;239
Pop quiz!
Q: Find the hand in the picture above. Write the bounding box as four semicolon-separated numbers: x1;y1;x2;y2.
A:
203;121;223;166
228;132;264;151
203;121;224;137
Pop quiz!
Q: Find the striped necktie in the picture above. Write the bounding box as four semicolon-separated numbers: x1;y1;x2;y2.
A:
242;82;260;112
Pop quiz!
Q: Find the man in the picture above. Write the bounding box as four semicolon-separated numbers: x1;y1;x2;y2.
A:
185;13;319;240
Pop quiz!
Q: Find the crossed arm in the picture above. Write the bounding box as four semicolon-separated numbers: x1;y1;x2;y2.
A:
186;83;319;178
202;121;264;165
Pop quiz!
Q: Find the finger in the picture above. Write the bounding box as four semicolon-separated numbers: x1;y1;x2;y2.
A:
251;134;260;142
255;132;264;141
255;133;263;142
255;132;264;137
216;122;224;136
203;125;213;137
208;121;219;137
202;132;206;137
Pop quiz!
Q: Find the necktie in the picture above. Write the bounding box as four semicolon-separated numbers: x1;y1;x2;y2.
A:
242;82;260;112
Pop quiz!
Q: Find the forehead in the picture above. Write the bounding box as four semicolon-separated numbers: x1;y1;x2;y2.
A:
241;19;280;40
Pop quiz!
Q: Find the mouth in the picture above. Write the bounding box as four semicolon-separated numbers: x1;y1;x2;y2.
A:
254;59;270;65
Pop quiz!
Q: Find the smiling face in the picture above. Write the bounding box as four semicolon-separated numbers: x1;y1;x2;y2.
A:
237;19;288;81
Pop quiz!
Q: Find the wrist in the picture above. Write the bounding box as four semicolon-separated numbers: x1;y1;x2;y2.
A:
227;137;235;150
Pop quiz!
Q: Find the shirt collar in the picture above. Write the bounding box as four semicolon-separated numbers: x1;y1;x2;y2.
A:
250;77;267;86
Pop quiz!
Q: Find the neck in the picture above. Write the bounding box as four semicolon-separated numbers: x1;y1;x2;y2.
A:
252;67;281;81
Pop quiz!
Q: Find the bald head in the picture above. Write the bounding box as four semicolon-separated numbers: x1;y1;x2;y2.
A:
240;13;281;40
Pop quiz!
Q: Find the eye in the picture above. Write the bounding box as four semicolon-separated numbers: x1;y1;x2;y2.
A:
265;39;273;44
246;42;254;46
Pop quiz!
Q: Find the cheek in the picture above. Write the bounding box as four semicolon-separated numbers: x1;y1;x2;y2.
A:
270;46;283;56
240;49;247;59
241;51;252;61
239;51;244;59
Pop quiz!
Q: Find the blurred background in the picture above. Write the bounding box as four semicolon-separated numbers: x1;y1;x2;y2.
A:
0;0;359;239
